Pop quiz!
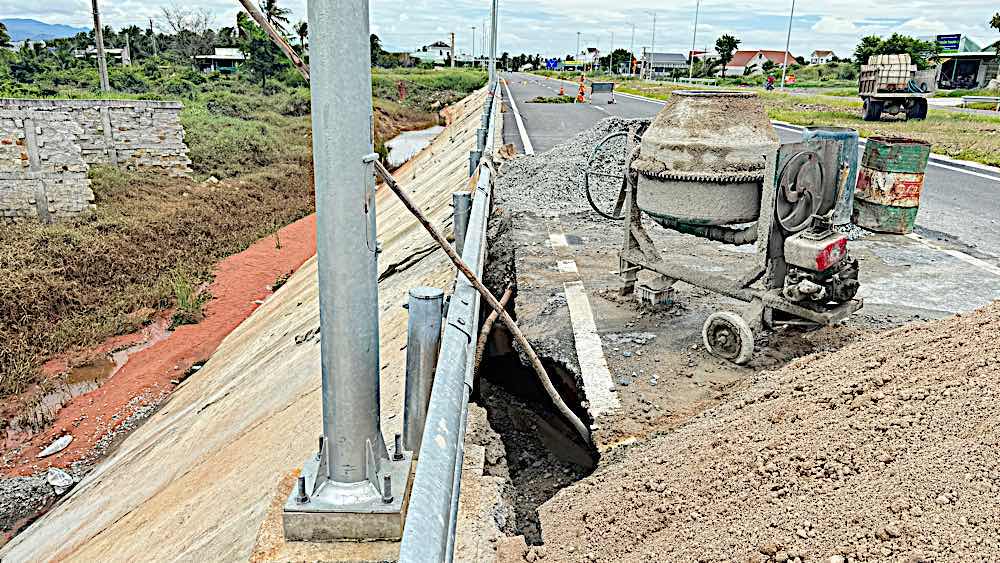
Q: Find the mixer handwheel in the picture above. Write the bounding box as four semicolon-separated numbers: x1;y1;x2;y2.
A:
584;131;632;220
776;150;825;233
702;311;754;365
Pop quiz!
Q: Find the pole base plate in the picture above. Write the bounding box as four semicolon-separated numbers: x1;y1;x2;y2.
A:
282;452;412;542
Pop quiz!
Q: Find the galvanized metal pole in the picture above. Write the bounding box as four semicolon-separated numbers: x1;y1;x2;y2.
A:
610;31;615;75
310;0;388;486
472;27;476;68
629;24;635;76
649;12;656;80
453;192;473;255
689;0;700;80
403;287;444;455
91;0;110;92
780;0;796;90
488;0;498;83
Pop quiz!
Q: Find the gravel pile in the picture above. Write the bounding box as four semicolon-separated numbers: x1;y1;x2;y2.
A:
538;302;1000;562
496;117;649;214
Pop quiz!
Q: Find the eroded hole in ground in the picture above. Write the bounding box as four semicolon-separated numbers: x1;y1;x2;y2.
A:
476;353;598;545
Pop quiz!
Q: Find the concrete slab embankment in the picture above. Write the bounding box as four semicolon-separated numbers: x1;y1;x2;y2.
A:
0;89;488;562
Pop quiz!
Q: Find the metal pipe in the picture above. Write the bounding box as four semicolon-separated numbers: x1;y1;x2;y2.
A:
309;0;388;485
403;287;445;456
399;81;498;563
453;192;473;256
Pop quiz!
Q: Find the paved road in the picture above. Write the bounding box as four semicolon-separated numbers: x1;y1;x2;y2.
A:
502;72;1000;262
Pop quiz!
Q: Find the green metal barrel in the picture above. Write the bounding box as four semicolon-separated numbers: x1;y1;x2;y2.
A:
853;137;931;234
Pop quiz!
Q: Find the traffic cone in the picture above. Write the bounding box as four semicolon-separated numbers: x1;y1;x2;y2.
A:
559;86;565;96
576;84;586;103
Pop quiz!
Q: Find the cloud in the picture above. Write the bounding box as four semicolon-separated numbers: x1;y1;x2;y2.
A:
2;0;997;59
811;16;858;35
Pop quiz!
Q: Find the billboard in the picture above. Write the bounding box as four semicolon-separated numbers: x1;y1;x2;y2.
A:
936;34;961;53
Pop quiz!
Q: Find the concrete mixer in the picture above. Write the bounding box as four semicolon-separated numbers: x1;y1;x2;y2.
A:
585;91;862;364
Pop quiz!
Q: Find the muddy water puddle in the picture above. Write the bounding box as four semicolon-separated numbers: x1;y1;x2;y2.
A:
2;321;171;448
386;125;444;167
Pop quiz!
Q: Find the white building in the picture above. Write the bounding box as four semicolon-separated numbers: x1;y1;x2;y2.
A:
810;50;836;64
409;41;453;66
194;48;246;74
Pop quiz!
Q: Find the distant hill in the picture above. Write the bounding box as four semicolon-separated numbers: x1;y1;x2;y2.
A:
2;18;88;42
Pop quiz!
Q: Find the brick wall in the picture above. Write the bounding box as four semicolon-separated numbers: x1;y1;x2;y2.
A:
0;99;192;222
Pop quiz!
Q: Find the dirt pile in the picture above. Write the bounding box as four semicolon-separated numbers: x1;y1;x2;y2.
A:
538;302;1000;562
495;117;648;214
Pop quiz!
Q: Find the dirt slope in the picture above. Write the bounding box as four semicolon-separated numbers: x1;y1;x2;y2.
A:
538;302;1000;562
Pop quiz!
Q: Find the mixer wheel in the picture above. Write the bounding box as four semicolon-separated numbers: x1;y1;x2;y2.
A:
702;311;754;365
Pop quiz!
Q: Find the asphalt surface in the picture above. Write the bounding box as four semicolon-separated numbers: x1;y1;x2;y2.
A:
501;72;1000;262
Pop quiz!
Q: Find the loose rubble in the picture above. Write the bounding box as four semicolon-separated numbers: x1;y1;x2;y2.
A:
538;302;1000;562
496;117;649;214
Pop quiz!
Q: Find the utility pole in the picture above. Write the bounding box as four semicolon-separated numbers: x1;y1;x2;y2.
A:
149;18;157;57
472;26;476;68
451;32;456;68
610;31;615;75
629;24;636;76
576;31;581;62
689;0;701;79
780;0;796;90
649;12;657;80
91;0;110;92
489;0;498;83
282;0;410;541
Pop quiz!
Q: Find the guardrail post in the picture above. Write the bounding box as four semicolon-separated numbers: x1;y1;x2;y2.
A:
469;150;481;176
453;192;473;255
403;287;444;456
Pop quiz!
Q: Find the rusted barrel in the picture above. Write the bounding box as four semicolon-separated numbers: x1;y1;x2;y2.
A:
802;126;859;226
853;137;931;234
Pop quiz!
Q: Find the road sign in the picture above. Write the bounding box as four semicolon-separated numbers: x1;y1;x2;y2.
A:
936;34;961;53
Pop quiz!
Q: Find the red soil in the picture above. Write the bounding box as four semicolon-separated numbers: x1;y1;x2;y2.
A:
2;214;318;477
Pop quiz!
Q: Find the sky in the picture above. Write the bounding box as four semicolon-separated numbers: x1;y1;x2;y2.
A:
3;0;999;59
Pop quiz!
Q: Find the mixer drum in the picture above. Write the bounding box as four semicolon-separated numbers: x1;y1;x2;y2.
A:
630;91;779;226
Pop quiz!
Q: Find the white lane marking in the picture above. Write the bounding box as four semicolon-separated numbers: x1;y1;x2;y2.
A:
502;79;535;155
564;281;620;417
905;233;1000;277
549;233;569;248
557;260;579;273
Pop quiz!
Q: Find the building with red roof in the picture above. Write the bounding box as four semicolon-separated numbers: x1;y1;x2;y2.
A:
724;49;798;76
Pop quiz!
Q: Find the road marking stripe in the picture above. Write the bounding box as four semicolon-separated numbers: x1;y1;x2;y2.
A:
502;79;535;155
564;280;620;418
905;233;1000;277
557;260;579;273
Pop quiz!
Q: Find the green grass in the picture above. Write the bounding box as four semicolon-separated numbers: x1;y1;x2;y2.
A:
527;95;575;103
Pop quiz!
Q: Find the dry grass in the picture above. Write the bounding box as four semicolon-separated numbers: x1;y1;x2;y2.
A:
0;163;316;397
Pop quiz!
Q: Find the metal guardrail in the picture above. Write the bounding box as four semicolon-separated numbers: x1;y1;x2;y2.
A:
962;95;1000;106
398;80;499;563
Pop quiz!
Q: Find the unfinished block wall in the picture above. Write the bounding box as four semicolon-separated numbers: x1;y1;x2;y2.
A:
0;99;192;222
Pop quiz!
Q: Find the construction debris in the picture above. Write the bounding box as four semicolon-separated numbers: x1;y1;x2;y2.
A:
496;117;648;214
538;302;1000;561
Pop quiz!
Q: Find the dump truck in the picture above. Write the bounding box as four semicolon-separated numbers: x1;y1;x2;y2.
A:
858;54;935;121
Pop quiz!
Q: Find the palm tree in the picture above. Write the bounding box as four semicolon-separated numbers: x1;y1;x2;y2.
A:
293;21;308;52
259;0;291;34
